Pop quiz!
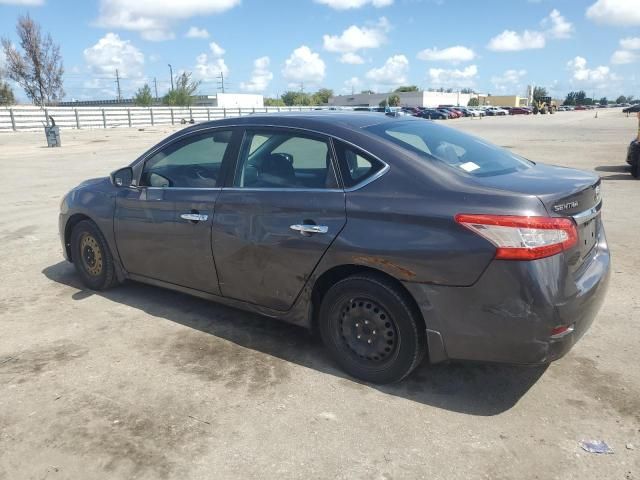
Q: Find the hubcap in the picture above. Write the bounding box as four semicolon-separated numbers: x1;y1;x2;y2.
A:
80;233;103;277
339;298;397;362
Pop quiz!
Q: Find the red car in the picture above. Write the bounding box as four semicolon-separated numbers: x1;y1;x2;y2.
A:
509;107;531;115
575;105;587;110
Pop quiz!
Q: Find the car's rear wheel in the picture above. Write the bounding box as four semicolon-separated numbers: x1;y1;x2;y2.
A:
319;273;426;384
70;220;119;290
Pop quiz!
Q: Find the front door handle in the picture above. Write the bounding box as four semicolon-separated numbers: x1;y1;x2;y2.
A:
180;213;208;222
290;224;329;235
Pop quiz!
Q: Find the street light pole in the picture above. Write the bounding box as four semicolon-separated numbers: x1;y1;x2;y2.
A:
168;64;174;91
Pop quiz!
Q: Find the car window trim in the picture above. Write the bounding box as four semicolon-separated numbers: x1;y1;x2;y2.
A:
133;123;390;192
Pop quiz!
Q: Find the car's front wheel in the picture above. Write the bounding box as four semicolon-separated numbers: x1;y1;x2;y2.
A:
70;220;119;290
319;273;426;384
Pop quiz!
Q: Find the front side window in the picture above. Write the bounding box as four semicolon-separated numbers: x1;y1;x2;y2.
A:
365;120;533;177
140;130;232;188
234;131;338;189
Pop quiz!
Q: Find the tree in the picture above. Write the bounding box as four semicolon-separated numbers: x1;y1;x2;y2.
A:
599;97;608;106
460;88;476;94
163;72;200;106
387;94;401;106
0;81;15;105
133;84;153;106
1;14;64;106
533;86;548;102
394;85;418;92
311;88;333;105
564;91;577;105
360;89;375;94
616;95;627;104
264;97;285;107
281;91;311;106
467;97;479;106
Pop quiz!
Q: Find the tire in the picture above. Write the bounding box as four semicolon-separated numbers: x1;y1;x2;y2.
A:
319;273;427;384
70;220;119;290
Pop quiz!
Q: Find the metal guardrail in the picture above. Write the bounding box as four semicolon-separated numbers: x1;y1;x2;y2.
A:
0;106;320;131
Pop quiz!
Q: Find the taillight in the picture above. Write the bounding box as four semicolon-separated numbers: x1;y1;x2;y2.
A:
455;214;578;260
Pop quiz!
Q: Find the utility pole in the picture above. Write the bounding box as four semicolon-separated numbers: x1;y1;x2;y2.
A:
168;64;174;91
153;77;158;100
115;69;122;102
216;72;226;93
300;81;304;94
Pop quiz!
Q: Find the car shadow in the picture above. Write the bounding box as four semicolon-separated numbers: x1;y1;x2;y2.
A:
594;165;635;181
43;261;546;416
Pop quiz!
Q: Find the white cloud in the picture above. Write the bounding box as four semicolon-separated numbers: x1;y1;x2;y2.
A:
83;33;144;78
282;46;326;85
487;9;571;53
95;0;240;41
491;69;527;85
240;56;273;92
611;50;638;64
491;69;527;92
340;53;365;64
209;41;225;57
542;9;573;39
315;0;392;10
343;76;362;93
416;45;475;64
586;0;640;26
365;54;409;86
185;26;209;39
620;37;640;50
487;30;546;51
429;65;478;87
194;42;227;81
323;24;387;53
0;0;43;4
567;56;617;86
610;37;640;64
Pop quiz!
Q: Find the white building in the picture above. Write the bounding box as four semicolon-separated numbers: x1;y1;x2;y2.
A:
328;91;474;108
192;93;264;108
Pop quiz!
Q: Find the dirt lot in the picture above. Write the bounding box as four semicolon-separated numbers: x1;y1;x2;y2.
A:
0;110;638;480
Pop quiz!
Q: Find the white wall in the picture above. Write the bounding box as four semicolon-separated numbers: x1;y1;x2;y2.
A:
215;93;264;108
329;91;473;107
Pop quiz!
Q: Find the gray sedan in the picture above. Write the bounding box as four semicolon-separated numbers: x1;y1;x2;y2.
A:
59;113;610;383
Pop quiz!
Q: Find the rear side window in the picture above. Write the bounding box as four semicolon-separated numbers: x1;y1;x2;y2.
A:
233;131;339;189
333;141;385;188
365;121;532;177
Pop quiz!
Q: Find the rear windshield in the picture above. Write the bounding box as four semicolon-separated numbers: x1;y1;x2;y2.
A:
365;120;533;177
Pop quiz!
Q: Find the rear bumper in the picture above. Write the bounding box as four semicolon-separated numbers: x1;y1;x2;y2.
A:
404;227;611;365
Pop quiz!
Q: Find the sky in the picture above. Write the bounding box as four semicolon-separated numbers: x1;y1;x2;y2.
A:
1;0;639;102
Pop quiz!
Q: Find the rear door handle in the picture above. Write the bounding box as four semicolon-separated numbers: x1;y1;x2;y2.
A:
290;224;329;235
180;213;208;222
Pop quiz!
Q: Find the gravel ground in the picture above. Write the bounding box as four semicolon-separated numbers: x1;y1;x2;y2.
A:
0;109;638;480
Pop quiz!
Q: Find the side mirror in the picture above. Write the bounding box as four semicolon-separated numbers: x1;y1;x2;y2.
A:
110;167;134;187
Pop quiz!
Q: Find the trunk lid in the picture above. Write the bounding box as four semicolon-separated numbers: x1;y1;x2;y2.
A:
471;162;602;267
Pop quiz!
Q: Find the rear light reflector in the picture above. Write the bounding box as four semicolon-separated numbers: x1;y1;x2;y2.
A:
550;325;574;338
455;214;578;260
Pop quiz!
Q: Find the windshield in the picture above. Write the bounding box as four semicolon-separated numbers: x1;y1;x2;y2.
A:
365;120;533;177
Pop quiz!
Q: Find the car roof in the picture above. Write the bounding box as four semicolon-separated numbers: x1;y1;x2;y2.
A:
181;111;416;136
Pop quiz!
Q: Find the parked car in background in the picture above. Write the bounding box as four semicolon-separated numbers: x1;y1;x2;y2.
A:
485;107;508;116
574;105;587;110
627;138;639;178
438;108;461;119
59;112;610;384
509;107;532;115
623;104;640;114
418;109;448;120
